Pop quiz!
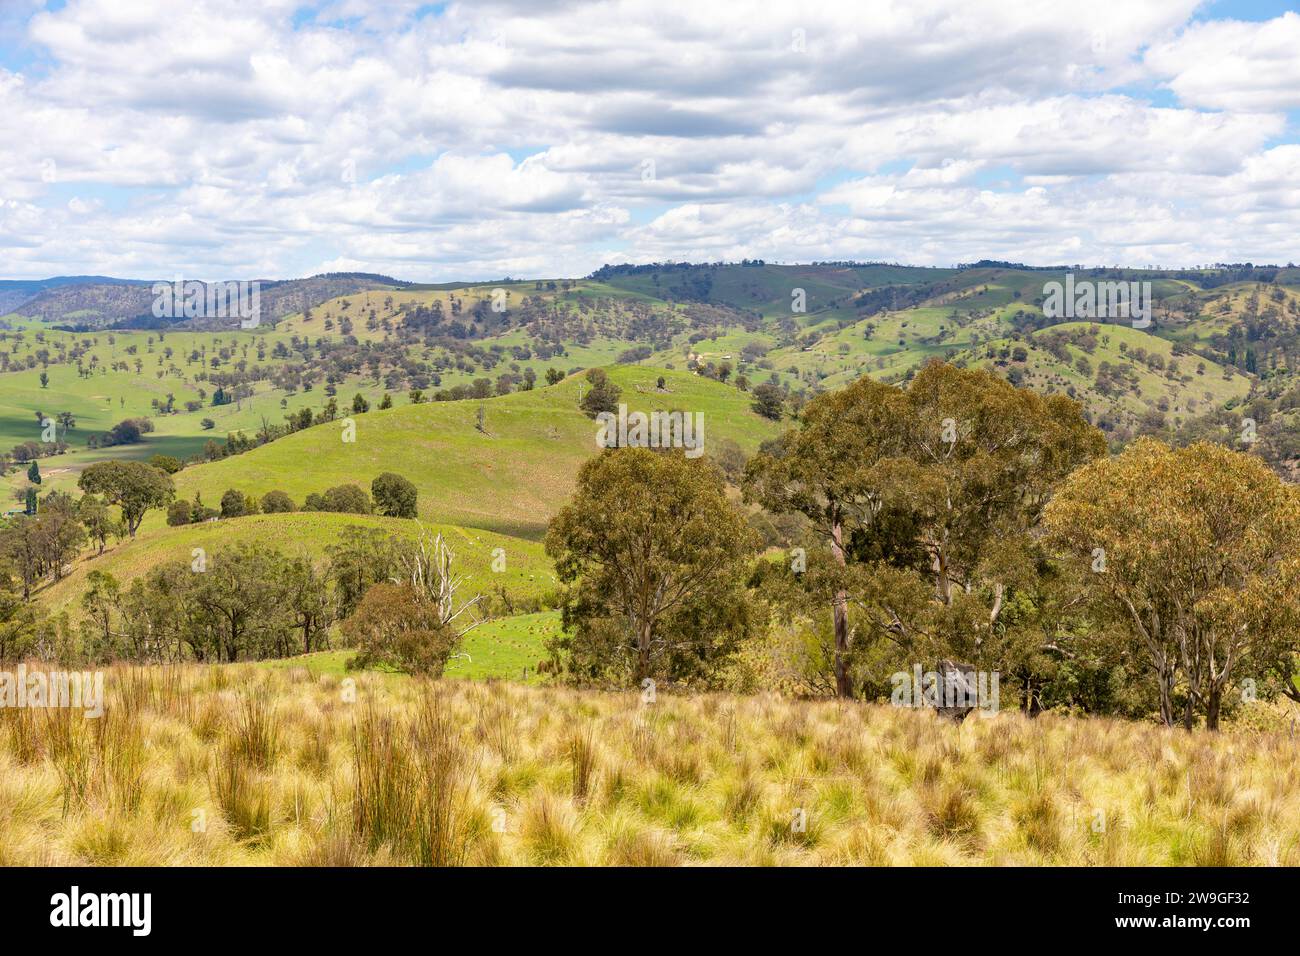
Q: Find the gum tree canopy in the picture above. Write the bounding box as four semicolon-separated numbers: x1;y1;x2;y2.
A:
744;374;906;697
546;447;757;685
1045;438;1300;730
77;460;174;537
746;360;1105;699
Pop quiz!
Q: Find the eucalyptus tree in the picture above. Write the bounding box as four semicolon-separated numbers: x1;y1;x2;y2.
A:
548;447;757;685
746;360;1104;699
1045;438;1300;729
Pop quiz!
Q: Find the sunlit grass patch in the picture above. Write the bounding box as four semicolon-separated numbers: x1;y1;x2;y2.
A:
0;664;1296;866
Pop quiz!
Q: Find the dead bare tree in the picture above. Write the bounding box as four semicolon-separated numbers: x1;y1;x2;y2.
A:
401;525;485;638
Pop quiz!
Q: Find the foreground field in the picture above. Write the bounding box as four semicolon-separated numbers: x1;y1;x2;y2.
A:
1;666;1297;866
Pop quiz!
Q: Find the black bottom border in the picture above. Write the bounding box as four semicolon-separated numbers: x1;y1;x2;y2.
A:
0;866;1273;941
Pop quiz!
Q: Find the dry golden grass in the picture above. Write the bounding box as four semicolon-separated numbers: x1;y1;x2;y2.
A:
1;664;1299;866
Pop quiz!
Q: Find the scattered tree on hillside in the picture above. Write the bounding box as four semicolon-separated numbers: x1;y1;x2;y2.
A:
579;368;621;417
750;382;784;420
320;484;372;515
372;473;418;519
77;494;117;553
77;460;174;537
284;554;335;656
327;526;404;619
260;490;296;513
745;375;906;696
190;544;302;661
166;500;191;526
101;417;153;447
220;489;258;518
343;583;457;675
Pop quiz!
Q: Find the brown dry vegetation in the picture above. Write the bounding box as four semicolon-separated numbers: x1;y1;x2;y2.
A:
2;664;1299;866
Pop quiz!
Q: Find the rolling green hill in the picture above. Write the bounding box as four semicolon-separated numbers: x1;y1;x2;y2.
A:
9;274;397;329
592;262;956;317
958;322;1251;436
10;260;1300;559
35;511;555;615
163;364;781;540
11;260;1300;685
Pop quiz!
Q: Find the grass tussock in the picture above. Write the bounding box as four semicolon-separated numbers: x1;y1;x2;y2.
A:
0;664;1298;865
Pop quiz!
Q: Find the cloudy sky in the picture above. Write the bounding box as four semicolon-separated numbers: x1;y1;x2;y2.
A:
0;0;1297;281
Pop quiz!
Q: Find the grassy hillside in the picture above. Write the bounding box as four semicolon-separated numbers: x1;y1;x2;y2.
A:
0;325;409;499
593;263;956;317
165;365;782;539
959;322;1251;433
35;512;555;614
9;262;1300;525
10;275;396;329
24;362;778;628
